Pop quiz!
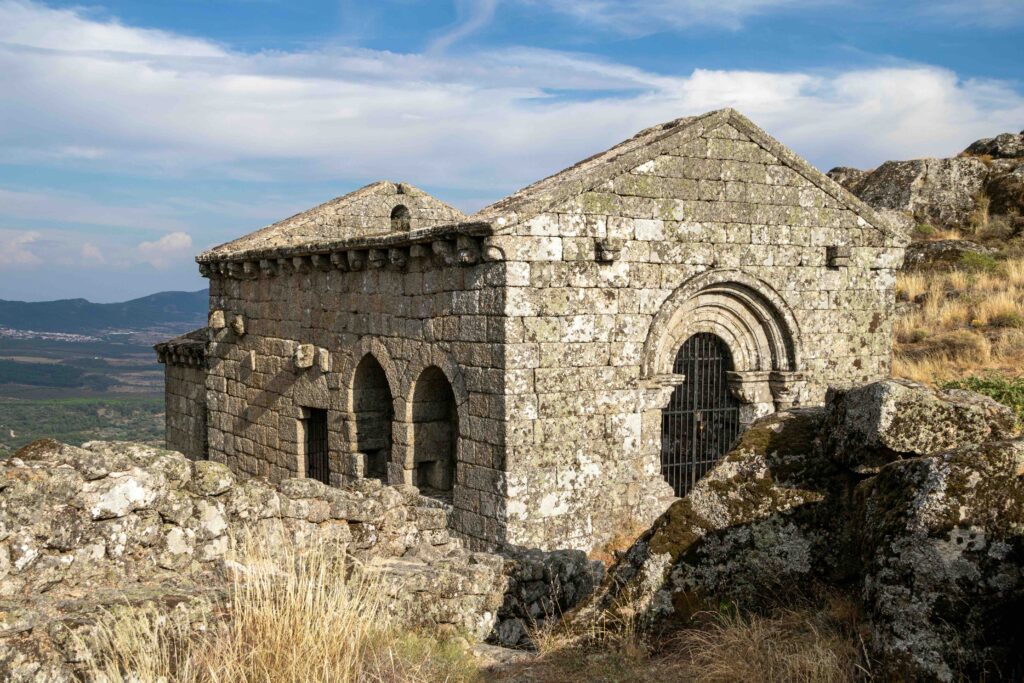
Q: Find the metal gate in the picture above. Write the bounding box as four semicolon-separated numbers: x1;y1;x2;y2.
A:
661;333;741;496
305;408;330;485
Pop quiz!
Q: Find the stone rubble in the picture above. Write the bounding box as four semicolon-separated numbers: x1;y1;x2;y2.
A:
0;439;593;680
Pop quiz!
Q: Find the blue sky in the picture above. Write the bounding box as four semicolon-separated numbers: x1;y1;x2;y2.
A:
1;0;1022;302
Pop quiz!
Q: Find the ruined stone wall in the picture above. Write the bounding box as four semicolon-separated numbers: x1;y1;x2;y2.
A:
488;122;904;550
205;256;509;548
164;362;207;460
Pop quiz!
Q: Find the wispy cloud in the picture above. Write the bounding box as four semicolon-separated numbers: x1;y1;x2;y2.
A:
429;0;499;52
526;0;837;33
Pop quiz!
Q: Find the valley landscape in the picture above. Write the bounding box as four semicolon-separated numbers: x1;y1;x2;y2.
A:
0;290;206;452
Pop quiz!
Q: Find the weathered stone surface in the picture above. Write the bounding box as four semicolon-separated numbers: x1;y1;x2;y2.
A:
0;438;598;675
823;379;1017;473
856;439;1024;681
986;163;1024;217
568;381;1024;681
852;158;988;227
903;239;997;271
571;409;838;624
963;130;1024;159
163;108;903;553
493;548;605;647
826;165;867;192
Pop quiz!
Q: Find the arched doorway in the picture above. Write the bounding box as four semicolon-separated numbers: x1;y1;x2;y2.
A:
411;366;457;499
352;355;393;482
661;333;741;496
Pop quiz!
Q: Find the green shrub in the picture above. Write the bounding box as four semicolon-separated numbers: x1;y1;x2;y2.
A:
914;223;936;238
988;311;1024;329
940;374;1024;425
959;251;1003;274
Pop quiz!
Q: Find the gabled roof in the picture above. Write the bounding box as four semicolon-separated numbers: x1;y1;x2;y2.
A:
198;108;904;266
472;108;903;242
200;181;467;261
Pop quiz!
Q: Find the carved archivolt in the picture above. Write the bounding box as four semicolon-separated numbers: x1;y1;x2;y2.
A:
642;269;801;379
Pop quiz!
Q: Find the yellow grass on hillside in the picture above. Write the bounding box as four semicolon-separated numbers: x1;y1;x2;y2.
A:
82;532;479;683
893;258;1024;383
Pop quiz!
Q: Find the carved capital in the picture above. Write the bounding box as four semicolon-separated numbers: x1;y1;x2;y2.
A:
769;371;806;410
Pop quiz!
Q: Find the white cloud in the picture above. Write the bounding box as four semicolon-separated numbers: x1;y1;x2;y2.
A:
0;230;42;267
80;242;105;264
0;0;1020;198
137;232;193;269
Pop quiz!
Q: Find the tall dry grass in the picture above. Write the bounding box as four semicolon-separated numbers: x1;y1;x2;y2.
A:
507;592;869;683
82;532;478;683
894;258;1024;383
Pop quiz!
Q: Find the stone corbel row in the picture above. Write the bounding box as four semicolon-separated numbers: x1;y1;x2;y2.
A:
199;235;492;280
155;346;206;367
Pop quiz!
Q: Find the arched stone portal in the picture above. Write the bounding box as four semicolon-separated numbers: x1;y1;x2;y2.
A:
352;354;393;482
645;270;806;495
411;365;458;499
643;269;805;420
661;332;742;496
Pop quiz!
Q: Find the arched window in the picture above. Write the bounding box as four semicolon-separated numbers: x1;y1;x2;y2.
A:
352;354;393;482
661;333;741;496
390;204;411;231
411;366;457;500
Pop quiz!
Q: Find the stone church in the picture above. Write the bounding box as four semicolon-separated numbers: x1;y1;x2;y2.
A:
156;108;906;551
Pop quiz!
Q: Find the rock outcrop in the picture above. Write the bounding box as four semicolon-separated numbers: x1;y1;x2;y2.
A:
828;130;1024;229
570;380;1023;681
902;238;997;270
0;439;593;680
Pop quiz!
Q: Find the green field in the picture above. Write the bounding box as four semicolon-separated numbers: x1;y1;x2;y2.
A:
0;396;164;451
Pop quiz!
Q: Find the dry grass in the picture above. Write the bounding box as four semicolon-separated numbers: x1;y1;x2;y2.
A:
502;592;869;683
894;258;1024;383
81;533;479;683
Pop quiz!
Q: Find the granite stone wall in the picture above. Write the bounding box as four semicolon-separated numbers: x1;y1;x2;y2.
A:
164;363;207;460
204;254;510;549
176;112;904;553
485;121;904;549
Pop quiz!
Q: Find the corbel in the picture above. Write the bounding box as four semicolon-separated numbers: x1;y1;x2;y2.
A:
367;248;387;269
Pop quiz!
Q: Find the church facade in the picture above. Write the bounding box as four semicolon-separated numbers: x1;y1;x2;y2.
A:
157;108;906;551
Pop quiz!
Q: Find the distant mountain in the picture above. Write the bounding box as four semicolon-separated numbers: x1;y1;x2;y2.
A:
0;290;208;334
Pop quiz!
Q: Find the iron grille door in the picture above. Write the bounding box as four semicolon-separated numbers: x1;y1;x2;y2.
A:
661;333;741;496
305;409;330;485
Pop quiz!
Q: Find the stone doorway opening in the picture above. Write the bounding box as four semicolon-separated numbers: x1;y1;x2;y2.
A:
353;355;393;483
411;366;457;501
661;333;741;496
303;408;330;485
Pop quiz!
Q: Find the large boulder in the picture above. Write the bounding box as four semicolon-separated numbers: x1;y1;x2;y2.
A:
570;409;845;624
986;163;1024;217
822;379;1017;473
569;380;1023;681
852;157;989;228
856;439;1024;681
963;131;1024;159
826;166;868;192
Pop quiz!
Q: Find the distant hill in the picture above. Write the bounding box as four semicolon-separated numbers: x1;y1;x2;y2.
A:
0;290;208;334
